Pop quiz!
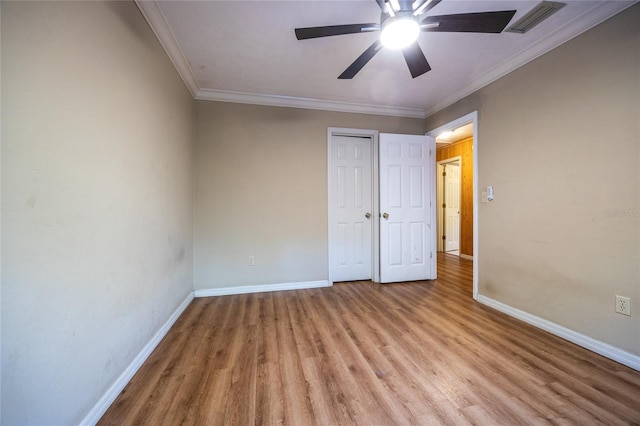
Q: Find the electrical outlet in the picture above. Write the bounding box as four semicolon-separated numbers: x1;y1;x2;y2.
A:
615;295;631;316
248;256;255;266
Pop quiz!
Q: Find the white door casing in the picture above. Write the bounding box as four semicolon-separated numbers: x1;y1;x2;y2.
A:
426;111;478;298
329;134;374;282
379;133;436;283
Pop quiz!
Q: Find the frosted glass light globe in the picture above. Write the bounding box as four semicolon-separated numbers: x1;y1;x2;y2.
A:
380;18;420;50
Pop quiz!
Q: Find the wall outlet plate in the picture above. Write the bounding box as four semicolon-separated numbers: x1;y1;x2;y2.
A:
615;295;631;316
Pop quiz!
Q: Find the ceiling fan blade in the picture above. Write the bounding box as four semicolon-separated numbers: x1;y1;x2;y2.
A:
421;10;517;33
339;40;383;79
295;23;380;40
402;42;431;78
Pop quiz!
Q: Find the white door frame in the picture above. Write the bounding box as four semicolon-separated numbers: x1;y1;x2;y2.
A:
426;111;479;299
327;127;380;285
437;156;462;253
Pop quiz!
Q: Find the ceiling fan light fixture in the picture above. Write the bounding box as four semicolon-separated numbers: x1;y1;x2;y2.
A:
294;0;518;79
380;17;420;49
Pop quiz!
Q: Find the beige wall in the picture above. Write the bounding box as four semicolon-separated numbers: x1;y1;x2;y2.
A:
1;2;194;424
426;4;640;355
194;101;424;290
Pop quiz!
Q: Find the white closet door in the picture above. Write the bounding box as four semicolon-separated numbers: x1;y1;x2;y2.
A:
329;135;373;282
379;133;435;283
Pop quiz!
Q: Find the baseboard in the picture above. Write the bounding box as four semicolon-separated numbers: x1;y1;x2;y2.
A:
80;291;195;426
460;254;474;261
194;280;330;298
476;294;640;371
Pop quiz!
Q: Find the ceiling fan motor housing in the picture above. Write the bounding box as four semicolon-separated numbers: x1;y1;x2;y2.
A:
380;11;421;49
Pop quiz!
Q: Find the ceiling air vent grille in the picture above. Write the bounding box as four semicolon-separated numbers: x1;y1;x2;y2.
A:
506;1;566;34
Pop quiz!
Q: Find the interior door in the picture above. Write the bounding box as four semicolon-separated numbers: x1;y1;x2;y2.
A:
379;133;435;283
329;135;373;282
444;162;461;252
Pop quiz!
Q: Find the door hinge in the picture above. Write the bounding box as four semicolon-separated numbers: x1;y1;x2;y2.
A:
430;252;433;259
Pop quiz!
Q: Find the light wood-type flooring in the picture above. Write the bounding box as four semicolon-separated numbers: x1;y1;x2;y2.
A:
99;254;640;425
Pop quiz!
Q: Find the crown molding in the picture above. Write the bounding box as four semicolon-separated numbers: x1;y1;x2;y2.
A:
135;0;425;118
136;0;634;120
135;0;199;97
195;89;426;119
423;1;636;117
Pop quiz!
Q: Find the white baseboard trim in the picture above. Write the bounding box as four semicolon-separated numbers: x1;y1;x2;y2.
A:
80;291;195;426
194;280;331;298
476;294;640;371
460;254;474;261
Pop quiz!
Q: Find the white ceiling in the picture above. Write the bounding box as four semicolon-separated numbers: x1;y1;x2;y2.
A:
136;0;635;118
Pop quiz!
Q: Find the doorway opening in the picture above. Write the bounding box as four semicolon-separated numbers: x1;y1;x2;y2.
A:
427;111;478;299
437;157;462;256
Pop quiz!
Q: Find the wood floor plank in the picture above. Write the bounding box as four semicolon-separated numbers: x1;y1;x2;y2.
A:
199;368;233;426
99;255;640;425
337;306;452;422
272;293;315;425
297;288;400;424
224;325;258;425
301;357;352;425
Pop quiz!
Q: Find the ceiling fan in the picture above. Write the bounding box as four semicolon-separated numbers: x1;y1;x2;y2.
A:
295;0;516;79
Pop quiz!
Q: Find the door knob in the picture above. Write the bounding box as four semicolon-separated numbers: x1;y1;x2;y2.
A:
365;212;371;219
383;213;389;219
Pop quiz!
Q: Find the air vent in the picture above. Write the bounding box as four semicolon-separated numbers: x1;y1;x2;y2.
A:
506;1;566;34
